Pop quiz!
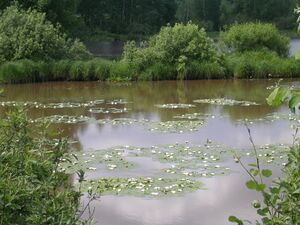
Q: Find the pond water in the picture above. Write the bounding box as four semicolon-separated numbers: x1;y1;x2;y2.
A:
1;79;299;225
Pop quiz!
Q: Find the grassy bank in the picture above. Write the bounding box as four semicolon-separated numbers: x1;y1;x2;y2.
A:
1;53;300;83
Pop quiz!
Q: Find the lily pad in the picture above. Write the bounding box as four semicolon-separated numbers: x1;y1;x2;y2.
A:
155;104;195;109
81;177;202;197
174;113;221;120
89;107;129;114
34;115;92;124
59;148;135;174
193;98;259;106
148;120;205;133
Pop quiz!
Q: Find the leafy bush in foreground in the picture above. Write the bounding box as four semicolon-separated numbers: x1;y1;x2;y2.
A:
0;5;91;64
220;23;290;57
0;108;92;224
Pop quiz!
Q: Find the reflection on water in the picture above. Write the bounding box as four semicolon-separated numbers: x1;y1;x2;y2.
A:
1;79;299;225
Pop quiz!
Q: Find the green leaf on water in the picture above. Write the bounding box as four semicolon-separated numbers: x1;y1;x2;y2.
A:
228;216;244;225
262;169;272;178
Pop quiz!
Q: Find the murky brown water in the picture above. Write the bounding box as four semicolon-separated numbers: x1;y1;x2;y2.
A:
0;79;298;225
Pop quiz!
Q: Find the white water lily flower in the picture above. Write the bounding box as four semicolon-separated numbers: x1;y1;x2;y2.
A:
151;192;159;196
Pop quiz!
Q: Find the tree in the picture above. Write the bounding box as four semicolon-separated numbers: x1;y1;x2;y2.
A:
0;5;90;64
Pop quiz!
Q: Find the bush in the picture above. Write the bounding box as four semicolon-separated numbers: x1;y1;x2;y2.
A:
0;5;91;64
123;23;220;79
0;108;90;224
220;23;290;57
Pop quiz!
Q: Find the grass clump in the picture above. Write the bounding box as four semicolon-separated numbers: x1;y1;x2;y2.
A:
0;108;92;224
226;51;300;79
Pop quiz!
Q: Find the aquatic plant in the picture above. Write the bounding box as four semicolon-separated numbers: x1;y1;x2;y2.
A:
148;120;205;133
81;177;202;197
155;103;195;109
193;98;259;106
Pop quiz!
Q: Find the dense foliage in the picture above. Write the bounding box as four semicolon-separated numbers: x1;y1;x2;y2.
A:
0;108;91;224
0;0;299;38
122;23;221;80
0;5;90;64
220;23;290;56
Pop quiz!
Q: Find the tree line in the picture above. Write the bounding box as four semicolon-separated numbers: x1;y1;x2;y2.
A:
1;0;300;38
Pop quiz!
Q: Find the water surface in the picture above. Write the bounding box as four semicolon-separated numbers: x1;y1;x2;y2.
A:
0;80;298;225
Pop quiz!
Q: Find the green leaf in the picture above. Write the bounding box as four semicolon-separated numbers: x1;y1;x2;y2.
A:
288;93;300;113
252;200;261;208
262;169;272;178
248;164;257;167
266;87;290;107
228;216;244;225
256;184;266;191
250;169;259;176
246;180;257;190
257;208;269;216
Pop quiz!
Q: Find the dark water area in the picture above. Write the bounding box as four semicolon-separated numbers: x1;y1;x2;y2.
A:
0;80;298;225
85;39;300;58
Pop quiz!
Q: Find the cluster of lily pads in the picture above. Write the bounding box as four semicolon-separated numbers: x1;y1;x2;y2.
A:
147;120;205;133
193;98;259;106
174;113;223;120
155;104;195;109
81;177;202;197
89;107;129;114
59;148;134;174
240;143;290;166
236;113;300;126
34;115;92;124
58;137;291;198
0;99;131;112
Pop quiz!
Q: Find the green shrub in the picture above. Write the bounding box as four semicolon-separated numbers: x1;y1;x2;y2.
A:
0;5;91;64
123;23;220;79
0;108;90;224
220;23;290;57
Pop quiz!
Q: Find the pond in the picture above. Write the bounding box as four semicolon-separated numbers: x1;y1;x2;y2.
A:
0;79;299;225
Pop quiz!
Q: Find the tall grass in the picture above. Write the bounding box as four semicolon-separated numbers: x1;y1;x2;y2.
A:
226;51;300;79
1;53;300;83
